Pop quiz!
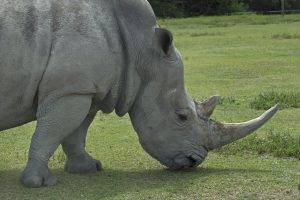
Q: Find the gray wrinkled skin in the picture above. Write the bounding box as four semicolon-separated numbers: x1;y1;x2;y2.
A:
0;0;279;188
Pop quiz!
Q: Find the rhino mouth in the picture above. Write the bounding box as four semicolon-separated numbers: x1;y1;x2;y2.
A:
139;138;206;170
169;154;205;170
158;153;205;170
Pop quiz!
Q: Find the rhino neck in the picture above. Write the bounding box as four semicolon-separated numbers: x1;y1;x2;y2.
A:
113;0;157;116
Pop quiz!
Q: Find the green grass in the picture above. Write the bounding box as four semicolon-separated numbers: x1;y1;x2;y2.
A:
1;14;300;199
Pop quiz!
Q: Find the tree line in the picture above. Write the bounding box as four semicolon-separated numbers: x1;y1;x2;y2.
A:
148;0;300;17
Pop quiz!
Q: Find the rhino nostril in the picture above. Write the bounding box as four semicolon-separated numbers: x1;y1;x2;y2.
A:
95;162;101;171
188;156;198;167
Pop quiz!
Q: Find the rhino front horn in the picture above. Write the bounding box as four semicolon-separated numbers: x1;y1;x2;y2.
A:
207;104;280;150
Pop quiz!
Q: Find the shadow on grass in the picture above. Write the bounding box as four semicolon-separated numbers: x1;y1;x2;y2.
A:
0;167;273;199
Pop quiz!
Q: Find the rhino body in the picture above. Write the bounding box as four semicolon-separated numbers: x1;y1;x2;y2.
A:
0;0;134;130
0;0;278;188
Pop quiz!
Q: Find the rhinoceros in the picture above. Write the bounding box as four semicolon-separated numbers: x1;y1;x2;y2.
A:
0;0;279;187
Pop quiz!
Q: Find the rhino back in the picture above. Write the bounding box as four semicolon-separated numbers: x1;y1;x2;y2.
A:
0;0;124;129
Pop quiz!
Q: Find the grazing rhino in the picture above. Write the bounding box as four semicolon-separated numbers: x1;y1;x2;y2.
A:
0;0;279;188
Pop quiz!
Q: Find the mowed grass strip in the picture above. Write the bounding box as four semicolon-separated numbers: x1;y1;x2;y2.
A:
0;14;299;199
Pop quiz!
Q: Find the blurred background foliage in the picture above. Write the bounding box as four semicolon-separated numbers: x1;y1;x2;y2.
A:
148;0;300;17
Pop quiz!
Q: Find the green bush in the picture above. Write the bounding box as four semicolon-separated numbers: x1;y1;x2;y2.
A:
148;0;300;17
147;0;184;18
250;91;300;110
217;130;300;159
183;0;249;16
271;33;300;39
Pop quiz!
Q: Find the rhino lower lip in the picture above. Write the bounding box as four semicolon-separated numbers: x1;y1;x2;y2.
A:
169;154;203;170
159;159;174;169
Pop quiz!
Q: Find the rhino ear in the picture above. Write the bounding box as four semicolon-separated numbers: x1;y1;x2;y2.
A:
155;27;173;55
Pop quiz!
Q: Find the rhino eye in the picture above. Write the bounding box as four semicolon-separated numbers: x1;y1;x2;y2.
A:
175;109;190;123
177;113;188;121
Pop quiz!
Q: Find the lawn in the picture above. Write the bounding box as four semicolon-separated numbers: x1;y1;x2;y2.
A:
0;14;300;199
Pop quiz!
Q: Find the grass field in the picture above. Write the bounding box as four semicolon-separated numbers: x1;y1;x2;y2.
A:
0;14;300;199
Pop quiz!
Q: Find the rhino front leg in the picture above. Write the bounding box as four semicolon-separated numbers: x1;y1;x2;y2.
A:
21;95;92;188
62;112;102;173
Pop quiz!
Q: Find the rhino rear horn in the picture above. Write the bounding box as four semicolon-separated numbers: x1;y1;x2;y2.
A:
207;104;280;150
195;95;221;119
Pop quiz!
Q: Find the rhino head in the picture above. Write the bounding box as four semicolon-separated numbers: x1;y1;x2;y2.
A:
127;27;279;170
113;0;278;170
